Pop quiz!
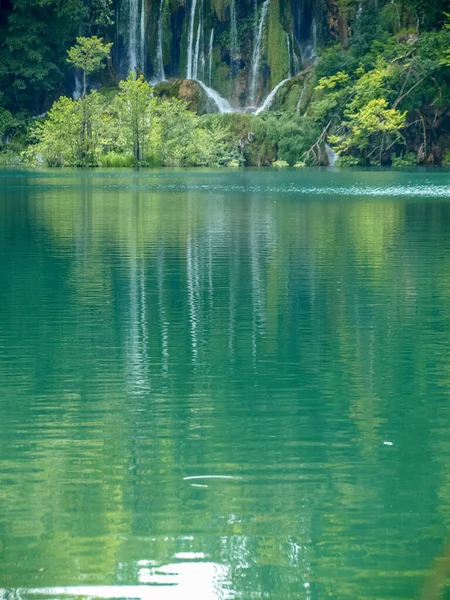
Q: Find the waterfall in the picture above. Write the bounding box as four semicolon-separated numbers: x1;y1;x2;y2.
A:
254;78;289;115
292;33;300;74
128;0;145;75
128;0;138;74
249;0;270;106
325;144;339;167
356;0;363;20
312;18;317;58
208;29;214;85
140;0;145;72
286;33;292;78
197;81;234;113
230;0;238;62
73;71;82;100
186;0;198;78
156;0;165;81
200;44;206;82
193;19;201;80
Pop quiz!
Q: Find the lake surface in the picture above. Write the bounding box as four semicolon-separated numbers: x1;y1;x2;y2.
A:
1;168;450;600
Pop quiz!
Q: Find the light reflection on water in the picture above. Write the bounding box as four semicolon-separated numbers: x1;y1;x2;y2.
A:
8;561;232;600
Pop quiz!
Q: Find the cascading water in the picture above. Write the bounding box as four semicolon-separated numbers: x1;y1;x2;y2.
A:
73;71;83;100
193;19;202;80
140;0;145;72
200;46;206;82
156;0;165;81
286;33;292;78
208;29;214;86
254;78;289;115
197;81;234;113
325;144;339;166
249;0;270;106
128;0;138;74
128;0;145;75
292;33;300;74
312;18;317;58
230;0;238;64
186;0;198;78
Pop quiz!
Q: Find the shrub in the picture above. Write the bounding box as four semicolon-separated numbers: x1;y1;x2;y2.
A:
391;152;417;166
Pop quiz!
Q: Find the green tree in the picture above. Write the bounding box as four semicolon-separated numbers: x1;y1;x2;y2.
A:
329;98;406;162
31;91;111;166
31;96;82;166
112;73;154;164
67;36;112;97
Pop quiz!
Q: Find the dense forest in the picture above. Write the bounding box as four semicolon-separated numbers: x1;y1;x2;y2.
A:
1;0;450;166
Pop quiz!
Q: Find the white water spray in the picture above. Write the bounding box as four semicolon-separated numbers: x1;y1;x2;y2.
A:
292;33;300;74
129;0;138;74
230;0;238;62
286;33;292;78
140;0;145;72
250;0;270;106
197;81;234;113
325;144;339;167
156;0;165;81
128;0;145;75
193;19;202;79
73;71;83;100
186;0;198;78
208;29;214;85
254;78;289;115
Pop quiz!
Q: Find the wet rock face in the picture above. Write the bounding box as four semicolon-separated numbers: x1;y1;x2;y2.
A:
153;79;212;113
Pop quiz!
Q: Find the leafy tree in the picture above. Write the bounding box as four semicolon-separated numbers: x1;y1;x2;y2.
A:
0;0;111;113
267;115;320;165
31;96;82;166
67;36;112;97
31;91;110;166
329;98;407;162
112;73;154;164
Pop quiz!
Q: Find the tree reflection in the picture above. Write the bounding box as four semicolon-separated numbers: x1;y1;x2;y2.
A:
1;174;450;599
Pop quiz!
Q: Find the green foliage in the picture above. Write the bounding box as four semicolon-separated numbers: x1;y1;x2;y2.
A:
67;36;112;97
29;77;245;168
112;73;154;164
272;159;289;167
330;98;406;160
31;91;110;166
0;108;17;141
267;114;320;165
0;0;113;113
315;71;350;90
31;96;82;166
0;149;22;166
335;155;360;166
267;0;289;88
315;46;358;80
100;153;135;167
391;151;417;166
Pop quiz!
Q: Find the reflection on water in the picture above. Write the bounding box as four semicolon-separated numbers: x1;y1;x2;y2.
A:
1;169;450;599
3;561;232;599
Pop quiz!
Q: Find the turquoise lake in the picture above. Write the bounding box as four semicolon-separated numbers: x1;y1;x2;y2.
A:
1;168;450;599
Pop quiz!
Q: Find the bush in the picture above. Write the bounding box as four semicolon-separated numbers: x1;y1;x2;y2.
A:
335;155;360;167
100;153;134;167
391;152;417;166
0;149;22;165
272;159;289;167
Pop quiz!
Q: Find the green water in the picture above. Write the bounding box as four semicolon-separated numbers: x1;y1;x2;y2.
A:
2;168;450;600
